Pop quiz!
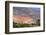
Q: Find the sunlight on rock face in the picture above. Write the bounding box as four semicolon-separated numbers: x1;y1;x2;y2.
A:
13;16;35;24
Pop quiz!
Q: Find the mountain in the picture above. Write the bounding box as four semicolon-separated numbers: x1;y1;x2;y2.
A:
13;16;36;24
13;7;40;23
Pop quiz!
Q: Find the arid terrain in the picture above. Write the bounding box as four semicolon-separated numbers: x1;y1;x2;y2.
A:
13;7;40;28
13;16;36;24
13;16;40;28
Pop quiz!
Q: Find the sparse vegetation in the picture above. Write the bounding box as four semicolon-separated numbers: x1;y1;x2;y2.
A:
13;22;32;28
13;20;40;28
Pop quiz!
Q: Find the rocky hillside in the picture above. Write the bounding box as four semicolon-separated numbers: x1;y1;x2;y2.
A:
13;16;36;24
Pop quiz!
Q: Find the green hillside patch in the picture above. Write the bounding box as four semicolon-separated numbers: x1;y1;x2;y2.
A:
13;22;39;28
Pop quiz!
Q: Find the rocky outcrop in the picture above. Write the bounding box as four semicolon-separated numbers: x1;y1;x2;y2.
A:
13;16;36;24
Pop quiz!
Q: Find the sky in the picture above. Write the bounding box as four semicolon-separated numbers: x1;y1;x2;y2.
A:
13;7;40;19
